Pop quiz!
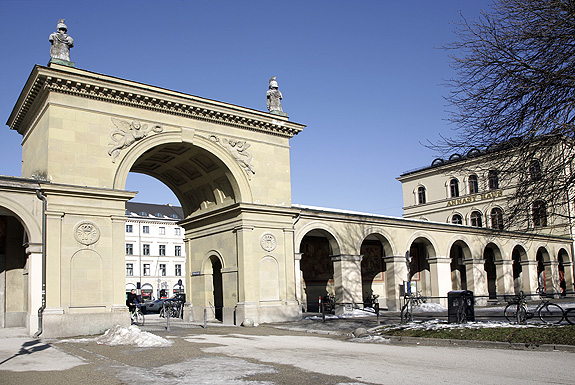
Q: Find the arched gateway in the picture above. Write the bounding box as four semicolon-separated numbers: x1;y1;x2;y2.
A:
3;63;573;338
6;63;304;337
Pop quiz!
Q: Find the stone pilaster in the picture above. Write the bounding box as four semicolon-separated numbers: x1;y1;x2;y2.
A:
428;257;451;307
520;260;540;296
495;260;514;296
383;256;408;311
331;254;363;314
463;258;488;305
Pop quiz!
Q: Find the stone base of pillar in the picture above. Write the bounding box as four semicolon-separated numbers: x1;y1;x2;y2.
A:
41;307;129;338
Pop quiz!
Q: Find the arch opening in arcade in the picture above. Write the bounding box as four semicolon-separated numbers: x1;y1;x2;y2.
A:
408;237;436;298
360;234;390;308
299;230;338;312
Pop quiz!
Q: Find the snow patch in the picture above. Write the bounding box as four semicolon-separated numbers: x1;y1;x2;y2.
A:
96;325;173;347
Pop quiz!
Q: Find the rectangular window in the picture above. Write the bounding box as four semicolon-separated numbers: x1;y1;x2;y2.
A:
175;228;181;236
160;264;166;276
159;227;165;235
143;244;150;256
175;264;182;276
126;243;133;255
159;244;166;256
175;245;181;256
143;264;150;276
142;225;149;234
126;263;133;276
126;224;133;233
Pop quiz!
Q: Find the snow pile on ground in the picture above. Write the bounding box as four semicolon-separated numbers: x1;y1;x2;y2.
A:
306;307;376;320
381;319;541;331
96;325;173;347
412;302;446;313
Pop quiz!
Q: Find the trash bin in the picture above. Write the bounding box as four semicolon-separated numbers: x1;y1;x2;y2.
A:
447;290;475;323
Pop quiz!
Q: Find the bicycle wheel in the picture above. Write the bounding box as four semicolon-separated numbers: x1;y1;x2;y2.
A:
565;309;575;325
134;309;145;325
504;303;518;323
538;303;563;324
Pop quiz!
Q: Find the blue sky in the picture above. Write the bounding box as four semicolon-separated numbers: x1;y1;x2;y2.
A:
0;0;492;217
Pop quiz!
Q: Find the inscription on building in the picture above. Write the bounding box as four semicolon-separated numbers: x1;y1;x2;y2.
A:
447;190;503;207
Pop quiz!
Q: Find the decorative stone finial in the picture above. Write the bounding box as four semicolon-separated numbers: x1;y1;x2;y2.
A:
49;18;74;66
267;76;287;116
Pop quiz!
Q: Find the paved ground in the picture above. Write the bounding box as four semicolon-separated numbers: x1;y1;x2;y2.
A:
1;313;574;385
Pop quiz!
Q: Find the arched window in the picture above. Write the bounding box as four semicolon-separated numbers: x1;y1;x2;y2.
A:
532;200;547;227
529;160;542;181
490;207;504;230
468;174;479;194
451;214;463;225
450;178;460;198
488;170;499;190
470;211;483;227
417;186;426;205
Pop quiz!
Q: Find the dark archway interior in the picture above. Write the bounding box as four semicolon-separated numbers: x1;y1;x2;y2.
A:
484;247;497;299
409;241;431;296
450;244;467;291
210;256;223;321
130;143;237;217
300;235;334;312
360;238;385;302
512;247;523;294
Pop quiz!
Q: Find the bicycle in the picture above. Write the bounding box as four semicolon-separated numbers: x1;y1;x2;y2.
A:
130;304;145;325
565;308;575;325
401;294;413;323
504;291;563;324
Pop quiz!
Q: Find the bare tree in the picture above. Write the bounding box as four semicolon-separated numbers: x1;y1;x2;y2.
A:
436;0;575;232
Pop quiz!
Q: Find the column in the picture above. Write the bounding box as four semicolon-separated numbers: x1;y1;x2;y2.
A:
463;258;488;305
520;260;539;296
562;262;574;295
383;256;408;311
544;260;560;296
294;253;303;306
495;260;514;296
428;257;451;307
331;254;363;315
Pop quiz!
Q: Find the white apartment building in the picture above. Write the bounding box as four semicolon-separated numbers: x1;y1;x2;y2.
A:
125;202;186;301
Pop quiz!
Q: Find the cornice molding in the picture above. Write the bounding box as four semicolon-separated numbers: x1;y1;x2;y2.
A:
8;65;306;139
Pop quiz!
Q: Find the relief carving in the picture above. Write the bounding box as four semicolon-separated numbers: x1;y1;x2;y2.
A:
74;220;100;246
108;118;163;162
209;135;255;178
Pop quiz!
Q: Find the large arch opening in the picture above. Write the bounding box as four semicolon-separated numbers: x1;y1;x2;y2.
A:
511;245;527;295
558;248;572;296
536;247;551;293
483;243;501;299
449;241;470;291
0;214;29;328
299;230;338;312
359;234;391;307
408;237;435;297
122;140;246;319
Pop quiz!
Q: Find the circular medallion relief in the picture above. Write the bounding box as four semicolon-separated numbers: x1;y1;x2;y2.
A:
74;221;101;246
260;233;277;252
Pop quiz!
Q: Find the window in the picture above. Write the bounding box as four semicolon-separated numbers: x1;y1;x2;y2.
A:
450;178;460;198
126;224;133;233
159;244;166;256
451;214;463;225
417;186;426;205
175;227;181;236
529;160;542;181
468;175;479;194
126;243;133;255
175;245;182;256
143;244;150;256
126;263;133;276
159;227;165;235
143;264;150;276
160;264;166;276
175;264;182;276
488;170;499;190
470;211;483;227
533;200;547;227
490;208;504;230
143;225;149;234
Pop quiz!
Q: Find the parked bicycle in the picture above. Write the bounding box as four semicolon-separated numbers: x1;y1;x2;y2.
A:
130;304;145;325
322;294;336;314
504;291;564;324
160;299;183;319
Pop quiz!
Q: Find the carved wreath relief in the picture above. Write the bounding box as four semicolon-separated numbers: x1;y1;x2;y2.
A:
108;118;163;162
260;233;277;252
74;221;101;246
209;135;255;178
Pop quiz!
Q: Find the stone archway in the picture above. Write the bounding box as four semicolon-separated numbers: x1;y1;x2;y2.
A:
558;248;573;295
408;237;436;297
449;240;471;291
483;243;502;299
359;233;392;309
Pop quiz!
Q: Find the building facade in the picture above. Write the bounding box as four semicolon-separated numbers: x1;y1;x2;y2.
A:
124;202;186;301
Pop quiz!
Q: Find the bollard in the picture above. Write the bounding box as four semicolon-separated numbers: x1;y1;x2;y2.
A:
375;302;380;323
322;299;326;322
165;303;170;331
203;308;207;328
